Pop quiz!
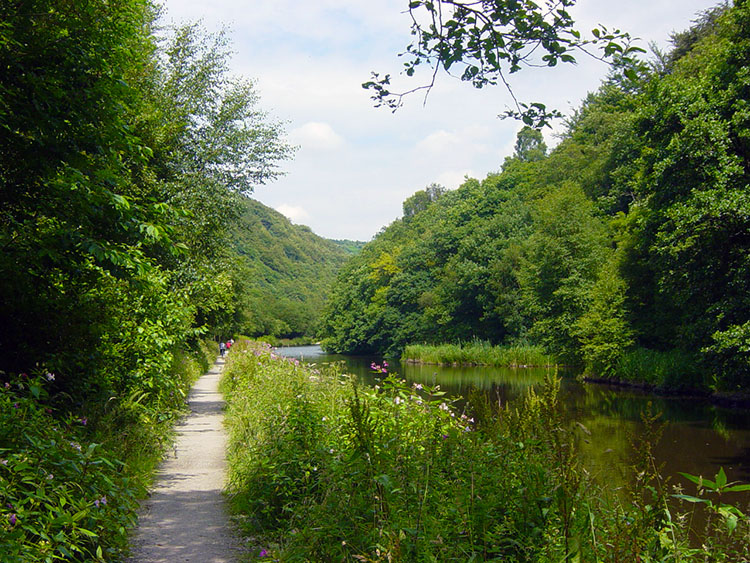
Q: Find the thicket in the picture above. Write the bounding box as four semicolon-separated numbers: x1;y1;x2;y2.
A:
322;3;750;393
222;341;750;562
0;0;291;558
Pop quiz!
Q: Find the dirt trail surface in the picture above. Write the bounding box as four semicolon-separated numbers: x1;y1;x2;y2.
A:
126;357;243;562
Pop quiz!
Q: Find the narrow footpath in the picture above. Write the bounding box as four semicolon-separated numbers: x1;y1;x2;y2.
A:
127;357;242;562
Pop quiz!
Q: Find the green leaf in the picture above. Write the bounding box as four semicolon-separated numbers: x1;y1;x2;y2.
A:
725;513;738;533
672;494;709;505
724;483;750;493
678;472;715;489
715;467;727;488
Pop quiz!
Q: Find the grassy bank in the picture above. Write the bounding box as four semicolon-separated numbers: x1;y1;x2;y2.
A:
584;347;707;393
222;340;750;562
0;339;216;561
402;341;556;367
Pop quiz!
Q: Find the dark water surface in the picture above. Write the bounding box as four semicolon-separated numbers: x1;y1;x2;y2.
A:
277;345;750;503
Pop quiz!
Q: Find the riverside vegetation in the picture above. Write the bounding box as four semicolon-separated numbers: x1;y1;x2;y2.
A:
322;2;750;397
403;342;555;368
222;340;750;562
3;0;750;560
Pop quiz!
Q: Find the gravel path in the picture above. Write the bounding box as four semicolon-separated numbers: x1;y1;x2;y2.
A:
126;357;243;562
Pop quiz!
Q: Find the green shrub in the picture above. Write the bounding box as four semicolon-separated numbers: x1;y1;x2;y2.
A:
0;372;141;562
222;341;559;561
93;340;212;483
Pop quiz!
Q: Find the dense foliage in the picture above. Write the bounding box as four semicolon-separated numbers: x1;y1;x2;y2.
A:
0;0;291;406
0;0;291;557
324;2;750;393
230;197;351;339
222;341;750;561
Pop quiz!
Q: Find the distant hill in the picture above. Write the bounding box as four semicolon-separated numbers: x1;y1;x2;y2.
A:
331;239;368;255
230;197;352;339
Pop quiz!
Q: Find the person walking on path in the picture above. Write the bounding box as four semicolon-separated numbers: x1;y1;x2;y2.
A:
126;356;243;562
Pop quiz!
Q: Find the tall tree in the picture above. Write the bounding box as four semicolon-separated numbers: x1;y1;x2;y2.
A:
513;126;547;162
626;1;750;388
0;0;166;382
0;2;293;400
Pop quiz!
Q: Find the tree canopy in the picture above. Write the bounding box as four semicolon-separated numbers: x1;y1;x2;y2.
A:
326;1;750;392
0;1;292;402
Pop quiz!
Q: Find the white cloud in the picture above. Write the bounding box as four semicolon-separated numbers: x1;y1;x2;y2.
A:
162;0;716;240
289;122;345;151
275;204;310;223
436;170;475;190
416;130;461;154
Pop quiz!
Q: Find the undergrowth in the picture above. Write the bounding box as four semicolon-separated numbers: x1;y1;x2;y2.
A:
605;347;705;391
222;340;750;562
0;338;216;561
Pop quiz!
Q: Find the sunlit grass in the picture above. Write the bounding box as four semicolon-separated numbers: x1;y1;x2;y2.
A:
403;341;556;367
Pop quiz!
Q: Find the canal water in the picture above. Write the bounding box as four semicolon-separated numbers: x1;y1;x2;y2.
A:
276;345;750;505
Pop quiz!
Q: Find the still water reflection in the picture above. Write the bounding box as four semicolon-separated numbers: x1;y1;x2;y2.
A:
277;345;750;501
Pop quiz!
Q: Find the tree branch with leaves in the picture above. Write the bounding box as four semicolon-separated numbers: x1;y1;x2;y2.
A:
364;0;644;127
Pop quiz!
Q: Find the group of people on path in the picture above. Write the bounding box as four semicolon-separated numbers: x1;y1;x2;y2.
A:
219;338;234;357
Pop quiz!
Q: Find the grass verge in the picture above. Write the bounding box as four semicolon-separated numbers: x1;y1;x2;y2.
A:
222;340;750;562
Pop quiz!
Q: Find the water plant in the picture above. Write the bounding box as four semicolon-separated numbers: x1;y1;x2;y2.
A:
402;340;555;367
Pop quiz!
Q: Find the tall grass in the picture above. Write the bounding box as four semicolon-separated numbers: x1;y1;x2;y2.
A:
403;340;555;367
609;347;704;391
222;341;557;560
222;340;750;562
96;338;215;483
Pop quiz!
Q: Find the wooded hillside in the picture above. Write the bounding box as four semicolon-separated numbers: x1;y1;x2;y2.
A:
230;197;352;339
322;3;750;393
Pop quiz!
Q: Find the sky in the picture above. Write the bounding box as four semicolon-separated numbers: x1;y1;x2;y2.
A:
158;0;717;241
